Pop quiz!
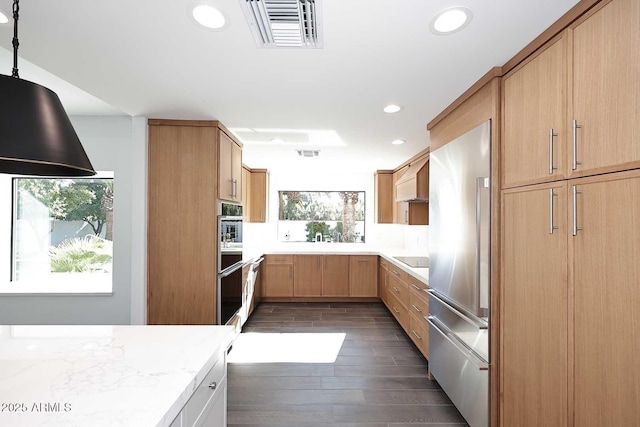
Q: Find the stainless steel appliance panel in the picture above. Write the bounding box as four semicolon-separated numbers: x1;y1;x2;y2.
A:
429;120;491;320
428;318;488;427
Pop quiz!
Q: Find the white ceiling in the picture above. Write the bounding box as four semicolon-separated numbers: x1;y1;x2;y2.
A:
0;0;580;173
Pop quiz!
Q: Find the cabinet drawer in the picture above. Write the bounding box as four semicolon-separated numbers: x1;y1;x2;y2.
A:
183;351;226;427
407;275;428;292
388;275;409;308
388;292;409;332
265;255;293;264
409;288;429;317
388;264;409;283
379;257;389;269
409;312;429;359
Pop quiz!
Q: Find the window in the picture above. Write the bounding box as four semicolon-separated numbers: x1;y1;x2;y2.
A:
277;191;365;242
10;177;114;292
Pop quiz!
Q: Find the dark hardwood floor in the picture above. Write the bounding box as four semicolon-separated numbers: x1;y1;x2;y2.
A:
227;302;468;427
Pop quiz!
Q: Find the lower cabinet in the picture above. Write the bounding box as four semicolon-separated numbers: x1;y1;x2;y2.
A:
379;259;390;307
322;255;350;296
169;348;227;427
349;256;378;297
262;255;293;297
293;255;323;296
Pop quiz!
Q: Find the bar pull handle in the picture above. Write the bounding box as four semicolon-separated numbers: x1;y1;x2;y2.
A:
549;188;558;234
411;304;421;313
475;177;490;318
572;120;582;170
572;185;582;236
411;284;421;290
404;209;408;223
229;179;234;197
233;179;238;198
411;330;422;340
549;128;558;174
392;286;400;293
392;306;400;314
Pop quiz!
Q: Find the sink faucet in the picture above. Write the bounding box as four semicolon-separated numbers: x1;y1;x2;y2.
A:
336;233;342;243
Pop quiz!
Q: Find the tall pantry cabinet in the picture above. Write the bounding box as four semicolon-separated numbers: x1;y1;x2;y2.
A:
147;120;242;325
500;0;640;425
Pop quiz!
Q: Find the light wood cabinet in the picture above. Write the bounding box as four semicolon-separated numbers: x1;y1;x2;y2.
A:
501;181;568;427
502;35;567;188
148;120;228;325
249;169;268;222
374;171;394;223
349;256;378;297
571;171;640;426
262;256;293;297
241;166;251;221
379;258;390;308
293;255;323;297
218;129;242;202
569;0;640;178
322;255;350;297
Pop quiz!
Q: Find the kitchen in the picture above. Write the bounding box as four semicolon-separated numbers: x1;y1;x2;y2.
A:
1;0;639;426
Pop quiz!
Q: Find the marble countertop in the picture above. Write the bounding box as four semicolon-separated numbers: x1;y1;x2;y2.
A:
243;244;429;284
0;325;235;427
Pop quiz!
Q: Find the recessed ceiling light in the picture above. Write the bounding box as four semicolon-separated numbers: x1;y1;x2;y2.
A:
383;104;402;114
190;2;226;30
429;7;473;35
0;10;9;24
392;139;406;145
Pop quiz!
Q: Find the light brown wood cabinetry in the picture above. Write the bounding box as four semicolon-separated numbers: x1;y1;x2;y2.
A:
379;258;390;307
388;274;409;308
262;256;293;297
293;255;323;297
249;169;268;222
502;35;567;188
148;120;240;325
501;181;568;427
241;166;251;221
571;171;640;426
218;129;242;202
388;292;409;332
569;0;640;178
374;171;394;223
408;312;429;358
322;255;350;297
349;256;378;297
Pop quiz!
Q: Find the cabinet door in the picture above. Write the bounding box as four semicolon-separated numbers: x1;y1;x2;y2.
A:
502;35;566;188
262;264;293;297
249;171;267;222
218;130;233;201
293;255;322;297
570;0;640;177
501;182;568;427
375;172;393;223
397;201;409;224
571;171;640;426
231;140;242;202
322;255;350;297
242;166;251;221
349;256;378;297
194;378;226;427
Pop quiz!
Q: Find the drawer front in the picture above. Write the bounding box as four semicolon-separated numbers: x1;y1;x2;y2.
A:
379;257;389;269
409;312;429;358
183;350;226;427
409;288;429;318
388;292;409;332
388;264;409;283
388;275;409;308
407;275;428;292
266;255;293;264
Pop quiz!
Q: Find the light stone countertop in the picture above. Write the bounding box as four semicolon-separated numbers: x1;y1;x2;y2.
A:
0;325;235;427
243;243;429;284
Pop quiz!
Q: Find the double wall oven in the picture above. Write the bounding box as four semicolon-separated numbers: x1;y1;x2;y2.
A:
217;202;244;325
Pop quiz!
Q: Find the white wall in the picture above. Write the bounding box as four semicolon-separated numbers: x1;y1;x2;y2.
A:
0;116;147;325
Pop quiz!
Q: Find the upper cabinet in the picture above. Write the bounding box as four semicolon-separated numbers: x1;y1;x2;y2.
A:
502;35;567;188
241;166;251;221
569;0;640;178
218;129;242;202
374;171;394;223
249;169;268;223
502;0;640;188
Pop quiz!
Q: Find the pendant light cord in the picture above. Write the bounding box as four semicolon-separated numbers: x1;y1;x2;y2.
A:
11;0;19;78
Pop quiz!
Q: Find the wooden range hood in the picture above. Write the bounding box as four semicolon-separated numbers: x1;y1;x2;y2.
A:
395;156;429;202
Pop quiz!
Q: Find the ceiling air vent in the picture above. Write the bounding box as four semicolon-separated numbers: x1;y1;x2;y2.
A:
297;150;320;157
239;0;323;48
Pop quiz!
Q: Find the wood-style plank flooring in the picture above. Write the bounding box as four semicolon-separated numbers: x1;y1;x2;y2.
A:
227;302;468;427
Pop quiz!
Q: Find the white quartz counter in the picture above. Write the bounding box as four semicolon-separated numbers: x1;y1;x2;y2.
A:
0;325;235;427
244;243;429;284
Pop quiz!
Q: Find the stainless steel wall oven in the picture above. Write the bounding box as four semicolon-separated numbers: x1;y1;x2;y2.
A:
217;202;243;325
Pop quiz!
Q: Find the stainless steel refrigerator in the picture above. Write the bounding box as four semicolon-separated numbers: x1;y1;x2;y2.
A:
428;120;490;427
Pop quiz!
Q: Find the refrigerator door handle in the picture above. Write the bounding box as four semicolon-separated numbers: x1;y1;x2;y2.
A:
427;316;489;370
427;289;488;329
476;177;490;318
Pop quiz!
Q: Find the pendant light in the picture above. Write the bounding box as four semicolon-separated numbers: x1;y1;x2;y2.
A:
0;0;95;176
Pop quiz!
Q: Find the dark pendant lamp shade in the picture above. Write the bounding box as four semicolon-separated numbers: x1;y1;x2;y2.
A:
0;74;96;176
